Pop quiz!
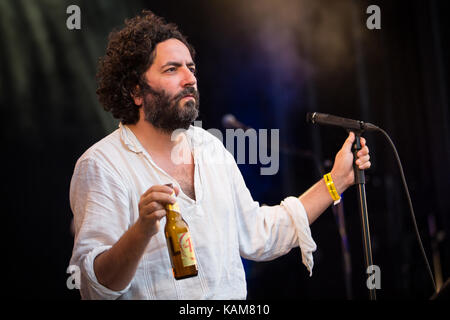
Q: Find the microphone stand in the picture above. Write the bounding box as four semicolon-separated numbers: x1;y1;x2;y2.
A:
351;130;376;300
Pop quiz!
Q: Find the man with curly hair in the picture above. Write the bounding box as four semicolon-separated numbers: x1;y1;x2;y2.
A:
69;10;371;299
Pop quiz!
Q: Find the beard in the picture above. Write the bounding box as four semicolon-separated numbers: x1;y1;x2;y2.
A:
141;84;200;134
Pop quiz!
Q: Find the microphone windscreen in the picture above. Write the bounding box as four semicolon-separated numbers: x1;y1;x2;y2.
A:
222;114;237;128
305;112;316;124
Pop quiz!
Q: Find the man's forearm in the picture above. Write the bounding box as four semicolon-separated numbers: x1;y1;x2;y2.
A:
299;173;347;225
93;220;152;291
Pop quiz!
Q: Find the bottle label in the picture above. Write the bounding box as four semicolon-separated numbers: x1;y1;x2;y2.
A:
177;232;197;267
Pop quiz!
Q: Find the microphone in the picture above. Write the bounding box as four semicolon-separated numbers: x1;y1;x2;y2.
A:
221;114;251;130
306;112;379;132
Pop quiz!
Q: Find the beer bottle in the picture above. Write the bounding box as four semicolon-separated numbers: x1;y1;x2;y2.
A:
164;184;198;280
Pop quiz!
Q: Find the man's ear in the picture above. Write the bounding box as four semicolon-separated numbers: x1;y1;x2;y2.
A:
131;85;143;106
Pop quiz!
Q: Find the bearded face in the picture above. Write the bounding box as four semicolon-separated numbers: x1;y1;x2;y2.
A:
141;84;200;134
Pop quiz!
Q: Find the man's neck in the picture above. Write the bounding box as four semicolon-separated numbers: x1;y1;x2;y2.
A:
127;119;188;159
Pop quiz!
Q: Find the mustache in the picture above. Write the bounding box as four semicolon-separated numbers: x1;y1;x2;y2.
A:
172;86;199;102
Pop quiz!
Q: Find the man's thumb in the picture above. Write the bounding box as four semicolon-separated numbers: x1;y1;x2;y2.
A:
343;131;355;152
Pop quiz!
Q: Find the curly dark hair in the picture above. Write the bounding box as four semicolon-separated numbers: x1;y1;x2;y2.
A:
96;10;195;124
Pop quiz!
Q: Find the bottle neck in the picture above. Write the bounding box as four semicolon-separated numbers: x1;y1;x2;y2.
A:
166;201;182;221
166;208;181;220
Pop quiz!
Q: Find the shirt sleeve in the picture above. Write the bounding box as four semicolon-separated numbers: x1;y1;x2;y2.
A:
229;154;317;275
69;157;132;299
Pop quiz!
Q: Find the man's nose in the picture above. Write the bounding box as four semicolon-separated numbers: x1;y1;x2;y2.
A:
180;66;197;88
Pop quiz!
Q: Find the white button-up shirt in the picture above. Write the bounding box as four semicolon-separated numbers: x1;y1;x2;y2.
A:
69;123;316;300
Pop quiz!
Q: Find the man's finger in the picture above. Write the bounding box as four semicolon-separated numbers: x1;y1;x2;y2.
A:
356;155;370;165
152;209;167;221
359;161;371;170
173;185;180;197
142;201;165;214
343;131;356;152
357;146;369;157
360;137;366;147
140;191;176;207
141;184;175;198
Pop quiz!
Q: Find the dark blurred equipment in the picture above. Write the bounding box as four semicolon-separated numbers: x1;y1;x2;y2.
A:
430;278;450;300
375;126;437;295
222;114;252;130
428;214;446;292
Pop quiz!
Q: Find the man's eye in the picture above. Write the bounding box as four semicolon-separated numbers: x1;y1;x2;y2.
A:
165;67;176;73
190;68;196;74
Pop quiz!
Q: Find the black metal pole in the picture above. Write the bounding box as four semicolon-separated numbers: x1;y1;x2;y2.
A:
352;132;376;300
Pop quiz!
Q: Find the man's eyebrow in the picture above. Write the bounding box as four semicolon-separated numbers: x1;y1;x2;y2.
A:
160;61;196;69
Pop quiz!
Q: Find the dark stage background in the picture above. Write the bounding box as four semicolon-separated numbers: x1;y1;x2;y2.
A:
1;0;449;300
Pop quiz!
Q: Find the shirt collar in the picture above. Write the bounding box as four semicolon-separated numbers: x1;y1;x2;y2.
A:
119;122;200;154
119;122;145;154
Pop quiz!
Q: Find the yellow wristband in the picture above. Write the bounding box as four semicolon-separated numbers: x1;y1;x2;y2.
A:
324;173;341;203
